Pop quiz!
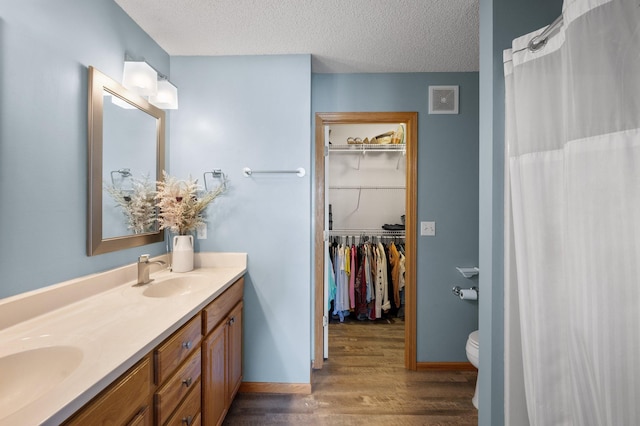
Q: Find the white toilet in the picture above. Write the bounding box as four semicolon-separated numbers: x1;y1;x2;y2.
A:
465;330;479;409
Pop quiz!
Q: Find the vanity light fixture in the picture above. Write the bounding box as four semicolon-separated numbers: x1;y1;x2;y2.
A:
149;78;179;110
122;56;179;110
122;60;158;97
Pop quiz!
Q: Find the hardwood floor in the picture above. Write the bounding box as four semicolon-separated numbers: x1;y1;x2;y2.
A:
224;317;478;425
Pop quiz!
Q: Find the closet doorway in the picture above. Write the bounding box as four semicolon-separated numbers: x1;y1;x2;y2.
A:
313;112;417;370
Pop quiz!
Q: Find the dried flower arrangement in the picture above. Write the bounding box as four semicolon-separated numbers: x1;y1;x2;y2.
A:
155;171;227;235
104;175;157;234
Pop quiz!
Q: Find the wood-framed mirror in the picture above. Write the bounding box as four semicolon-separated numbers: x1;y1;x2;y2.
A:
87;66;165;256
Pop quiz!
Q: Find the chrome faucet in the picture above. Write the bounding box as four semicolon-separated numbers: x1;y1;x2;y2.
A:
137;254;167;285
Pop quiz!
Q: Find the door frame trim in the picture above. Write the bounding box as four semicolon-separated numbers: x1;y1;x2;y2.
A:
313;112;418;370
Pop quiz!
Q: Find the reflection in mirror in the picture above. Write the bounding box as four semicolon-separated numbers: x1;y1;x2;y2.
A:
87;66;165;256
102;94;157;238
103;169;156;236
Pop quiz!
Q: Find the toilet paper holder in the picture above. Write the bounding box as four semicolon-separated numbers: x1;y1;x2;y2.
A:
452;286;478;297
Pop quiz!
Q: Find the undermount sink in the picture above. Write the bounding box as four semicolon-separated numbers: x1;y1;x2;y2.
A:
0;345;84;417
142;275;208;298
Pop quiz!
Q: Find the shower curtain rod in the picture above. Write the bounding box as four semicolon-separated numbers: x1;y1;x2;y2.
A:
528;15;563;52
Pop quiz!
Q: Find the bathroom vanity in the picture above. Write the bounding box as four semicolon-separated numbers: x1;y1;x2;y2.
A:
0;252;246;426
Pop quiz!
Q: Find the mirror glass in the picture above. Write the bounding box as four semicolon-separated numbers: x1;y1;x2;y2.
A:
88;66;165;256
102;94;157;238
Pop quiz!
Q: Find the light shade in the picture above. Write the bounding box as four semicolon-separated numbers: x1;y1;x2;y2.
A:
149;80;179;110
122;61;158;96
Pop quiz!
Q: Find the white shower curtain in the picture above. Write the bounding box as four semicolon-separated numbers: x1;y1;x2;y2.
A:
504;0;640;424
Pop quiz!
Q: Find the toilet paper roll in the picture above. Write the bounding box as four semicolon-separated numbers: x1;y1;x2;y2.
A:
459;289;478;300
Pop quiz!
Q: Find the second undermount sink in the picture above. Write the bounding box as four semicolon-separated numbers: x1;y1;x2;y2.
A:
0;345;84;417
142;275;208;298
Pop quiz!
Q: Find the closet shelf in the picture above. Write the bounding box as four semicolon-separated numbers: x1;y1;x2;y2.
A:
456;267;479;278
329;144;406;153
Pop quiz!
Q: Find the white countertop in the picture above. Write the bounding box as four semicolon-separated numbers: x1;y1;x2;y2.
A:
0;252;247;426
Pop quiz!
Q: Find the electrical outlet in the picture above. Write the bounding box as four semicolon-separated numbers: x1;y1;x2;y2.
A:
421;221;436;236
197;224;207;239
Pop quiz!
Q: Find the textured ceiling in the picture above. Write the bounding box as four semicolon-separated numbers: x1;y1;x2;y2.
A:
114;0;479;73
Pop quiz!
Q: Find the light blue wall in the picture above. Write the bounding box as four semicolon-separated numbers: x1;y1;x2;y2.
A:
0;0;169;299
169;55;312;384
478;0;562;424
313;73;479;361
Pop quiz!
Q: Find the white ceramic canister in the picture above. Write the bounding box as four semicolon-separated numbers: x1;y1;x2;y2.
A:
172;235;194;272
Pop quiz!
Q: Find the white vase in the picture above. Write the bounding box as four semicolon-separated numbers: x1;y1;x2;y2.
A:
172;235;194;273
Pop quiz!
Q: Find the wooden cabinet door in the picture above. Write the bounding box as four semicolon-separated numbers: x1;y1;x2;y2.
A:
227;301;243;402
202;322;227;426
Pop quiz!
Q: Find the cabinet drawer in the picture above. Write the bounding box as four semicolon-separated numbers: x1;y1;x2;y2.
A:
155;314;202;384
127;405;151;426
65;357;152;425
191;412;201;426
203;277;244;335
155;347;202;425
164;380;201;426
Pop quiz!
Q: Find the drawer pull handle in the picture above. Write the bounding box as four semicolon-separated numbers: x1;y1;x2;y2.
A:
229;317;235;326
182;415;193;425
182;341;192;350
182;377;193;387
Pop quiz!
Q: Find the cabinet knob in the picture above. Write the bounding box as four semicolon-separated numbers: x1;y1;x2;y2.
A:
182;341;192;350
182;377;193;387
182;415;193;426
229;317;235;326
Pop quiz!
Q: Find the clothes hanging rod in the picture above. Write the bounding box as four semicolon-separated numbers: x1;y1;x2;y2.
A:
242;167;306;177
329;229;405;236
329;185;405;190
528;15;563;52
